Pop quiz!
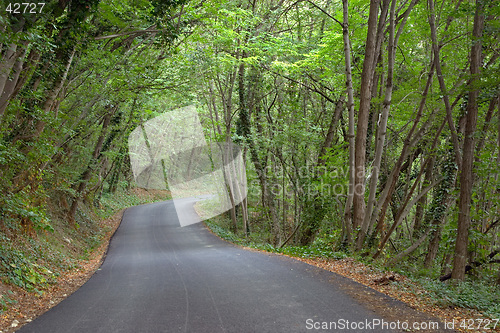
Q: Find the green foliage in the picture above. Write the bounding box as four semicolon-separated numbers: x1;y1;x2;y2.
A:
205;218;349;259
280;246;348;260
0;236;56;292
98;187;172;219
0;192;54;232
0;291;16;313
204;221;242;244
417;278;500;319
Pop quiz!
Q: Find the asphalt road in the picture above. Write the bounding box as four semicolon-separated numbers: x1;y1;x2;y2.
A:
18;199;449;333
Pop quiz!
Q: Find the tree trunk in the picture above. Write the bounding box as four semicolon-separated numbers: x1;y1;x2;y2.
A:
237;60;250;236
222;137;238;233
0;43;19;106
413;156;435;237
13;48;76;146
451;0;484;280
69;109;115;221
356;0;399;251
387;228;432;266
372;0;461;235
352;0;381;230
0;43;28;118
423;155;458;268
0;49;41;117
428;0;462;169
242;69;279;243
373;175;441;259
342;0;355;245
371;59;435;240
299;97;344;245
42;48;76;114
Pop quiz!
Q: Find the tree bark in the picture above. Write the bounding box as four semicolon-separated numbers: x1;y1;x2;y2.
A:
371;59;435;239
356;0;401;250
352;0;381;230
371;0;462;235
373;175;441;259
428;0;462;169
69;108;115;221
413;156;435;237
237;61;250;235
451;0;484;280
0;43;19;106
0;43;28;118
444;249;500;282
387;228;432;266
342;0;355;245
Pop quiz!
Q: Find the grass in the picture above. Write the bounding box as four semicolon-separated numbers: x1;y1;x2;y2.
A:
415;278;500;318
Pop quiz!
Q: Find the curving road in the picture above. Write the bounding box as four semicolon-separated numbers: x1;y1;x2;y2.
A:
18;199;449;332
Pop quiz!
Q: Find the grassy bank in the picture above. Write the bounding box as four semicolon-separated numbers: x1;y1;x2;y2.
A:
0;187;171;315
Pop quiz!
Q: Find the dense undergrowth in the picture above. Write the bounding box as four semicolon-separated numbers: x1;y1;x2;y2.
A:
204;216;500;320
0;187;171;313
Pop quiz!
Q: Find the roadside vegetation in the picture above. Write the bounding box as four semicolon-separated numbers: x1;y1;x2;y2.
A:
0;186;170;315
204;215;500;323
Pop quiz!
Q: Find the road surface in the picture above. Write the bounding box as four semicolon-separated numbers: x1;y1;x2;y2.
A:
18;199;448;332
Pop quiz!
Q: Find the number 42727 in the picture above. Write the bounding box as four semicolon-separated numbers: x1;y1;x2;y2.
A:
6;3;46;14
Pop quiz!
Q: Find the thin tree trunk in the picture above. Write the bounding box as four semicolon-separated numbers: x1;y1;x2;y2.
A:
475;97;497;157
356;0;398;250
373;175;441;259
222;137;238;233
352;0;381;230
413;156;435;237
237;60;250;235
370;114;449;257
0;43;19;104
424;162;459;269
14;48;76;146
43;48;76;114
342;0;355;245
0;49;41;117
370;0;461;234
451;0;484;280
299;95;344;244
318;96;344;167
387;228;432;266
0;44;27;118
428;0;462;169
425;227;442;268
69;108;115;221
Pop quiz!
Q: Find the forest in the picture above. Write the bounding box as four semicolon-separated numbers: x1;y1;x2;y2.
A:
0;0;499;320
